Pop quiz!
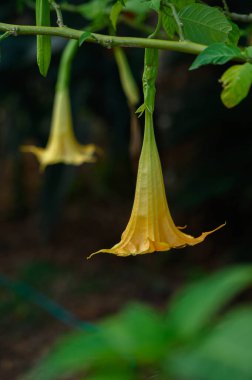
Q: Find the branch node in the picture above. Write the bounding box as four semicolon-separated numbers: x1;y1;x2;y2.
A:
10;27;18;36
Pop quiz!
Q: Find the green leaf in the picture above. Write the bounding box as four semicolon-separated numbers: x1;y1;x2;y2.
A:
162;8;177;39
23;331;122;380
79;0;112;20
163;0;195;11
165;266;252;340
145;0;160;12
23;303;165;380
79;31;91;46
36;0;51;77
178;4;232;45
161;1;195;39
190;43;242;70
227;20;240;46
110;0;124;30
125;0;150;14
100;304;167;363
243;46;252;59
85;370;135;380
220;63;252;108
136;103;146;117
167;308;252;380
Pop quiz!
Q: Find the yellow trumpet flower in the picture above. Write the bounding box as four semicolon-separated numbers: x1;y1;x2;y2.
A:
21;89;101;170
88;110;225;258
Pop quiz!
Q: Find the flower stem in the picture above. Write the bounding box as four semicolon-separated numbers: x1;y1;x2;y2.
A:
57;39;78;90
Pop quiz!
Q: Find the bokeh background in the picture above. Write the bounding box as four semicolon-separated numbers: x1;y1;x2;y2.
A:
1;1;252;379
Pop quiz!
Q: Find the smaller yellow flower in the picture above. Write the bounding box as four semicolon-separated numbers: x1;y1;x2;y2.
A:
21;89;101;170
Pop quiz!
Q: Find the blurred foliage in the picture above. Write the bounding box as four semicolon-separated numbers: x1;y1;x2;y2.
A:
23;266;252;380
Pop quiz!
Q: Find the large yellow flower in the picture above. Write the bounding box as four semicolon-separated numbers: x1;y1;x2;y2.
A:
21;89;101;170
88;110;224;258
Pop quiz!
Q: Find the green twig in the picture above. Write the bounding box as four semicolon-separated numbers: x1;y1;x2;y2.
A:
222;0;229;13
48;0;65;27
0;30;12;41
222;0;252;23
149;11;162;39
0;21;248;63
0;22;206;55
228;12;252;23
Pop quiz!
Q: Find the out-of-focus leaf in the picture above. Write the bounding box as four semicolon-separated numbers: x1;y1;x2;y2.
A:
125;0;149;14
166;308;252;380
146;0;161;12
79;31;91;46
244;46;252;59
220;63;252;108
114;47;139;106
178;4;232;45
149;0;161;12
110;0;124;29
23;303;166;380
100;303;167;364
165;266;252;340
84;368;135;380
23;331;123;380
190;43;242;70
23;267;252;380
79;0;112;20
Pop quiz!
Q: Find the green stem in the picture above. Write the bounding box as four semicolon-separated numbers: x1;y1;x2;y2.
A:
0;21;206;55
142;48;159;113
149;11;162;39
0;31;12;41
57;39;78;90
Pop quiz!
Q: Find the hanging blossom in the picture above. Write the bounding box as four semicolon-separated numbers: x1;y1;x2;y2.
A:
88;49;224;258
21;40;101;171
21;89;101;170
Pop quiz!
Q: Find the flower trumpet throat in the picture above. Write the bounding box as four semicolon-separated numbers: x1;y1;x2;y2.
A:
88;110;225;258
21;89;102;170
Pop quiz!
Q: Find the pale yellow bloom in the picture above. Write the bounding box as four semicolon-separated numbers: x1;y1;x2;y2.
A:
88;110;224;258
21;89;101;170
